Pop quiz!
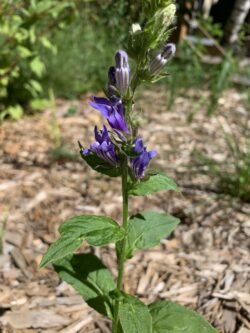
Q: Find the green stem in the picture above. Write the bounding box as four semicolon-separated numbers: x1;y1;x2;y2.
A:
112;156;129;333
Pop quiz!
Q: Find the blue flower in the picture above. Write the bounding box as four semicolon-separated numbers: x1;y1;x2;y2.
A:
89;96;129;133
130;137;157;179
82;125;118;166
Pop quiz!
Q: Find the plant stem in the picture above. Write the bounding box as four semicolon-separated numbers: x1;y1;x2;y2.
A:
112;156;129;333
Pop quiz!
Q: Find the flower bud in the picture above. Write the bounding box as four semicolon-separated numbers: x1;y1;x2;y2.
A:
131;23;142;35
114;50;130;95
108;66;116;86
149;43;176;75
161;43;176;60
149;54;167;75
158;4;176;28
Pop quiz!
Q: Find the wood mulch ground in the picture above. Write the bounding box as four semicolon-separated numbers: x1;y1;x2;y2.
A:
0;86;249;333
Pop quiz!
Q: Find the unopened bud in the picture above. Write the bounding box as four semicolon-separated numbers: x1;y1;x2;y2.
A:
149;43;176;75
108;66;116;86
131;23;142;35
161;43;176;60
160;4;176;27
149;54;167;75
114;50;130;95
115;50;129;69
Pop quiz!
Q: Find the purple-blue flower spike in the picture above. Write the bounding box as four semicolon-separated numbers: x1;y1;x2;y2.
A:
115;50;130;95
89;96;129;133
149;43;176;75
130;137;157;179
82;125;118;166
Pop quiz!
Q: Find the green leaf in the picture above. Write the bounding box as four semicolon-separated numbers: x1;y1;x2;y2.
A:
40;215;124;268
149;301;217;333
5;105;23;120
59;215;125;246
30;56;45;77
126;211;180;258
17;46;32;58
40;36;57;54
114;292;152;333
129;173;180;196
79;147;121;177
40;235;83;268
54;253;115;318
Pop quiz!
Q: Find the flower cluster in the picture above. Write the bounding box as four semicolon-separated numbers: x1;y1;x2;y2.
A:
81;46;175;179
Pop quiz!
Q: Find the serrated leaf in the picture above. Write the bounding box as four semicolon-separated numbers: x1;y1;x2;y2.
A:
59;215;125;246
80;150;121;177
40;235;83;268
126;211;180;258
116;292;152;333
129;173;179;196
54;253;115;318
149;300;217;333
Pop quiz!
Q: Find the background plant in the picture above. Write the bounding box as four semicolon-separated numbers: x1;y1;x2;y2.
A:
0;0;76;120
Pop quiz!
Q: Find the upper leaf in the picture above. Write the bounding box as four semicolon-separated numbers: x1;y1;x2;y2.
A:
112;291;152;333
129;173;180;196
54;253;116;318
126;210;180;258
149;300;218;333
80;150;121;177
40;215;124;267
40;235;83;268
59;215;125;246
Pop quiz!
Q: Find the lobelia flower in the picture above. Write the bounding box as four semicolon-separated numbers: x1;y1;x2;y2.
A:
81;125;118;166
114;50;130;95
89;96;129;133
130;137;157;179
149;43;176;75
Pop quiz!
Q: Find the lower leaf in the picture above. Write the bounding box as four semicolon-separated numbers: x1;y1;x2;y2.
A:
113;291;152;333
54;253;116;318
149;300;217;333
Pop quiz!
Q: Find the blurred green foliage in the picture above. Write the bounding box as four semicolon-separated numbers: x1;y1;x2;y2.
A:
0;0;140;118
41;0;141;98
0;0;77;120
